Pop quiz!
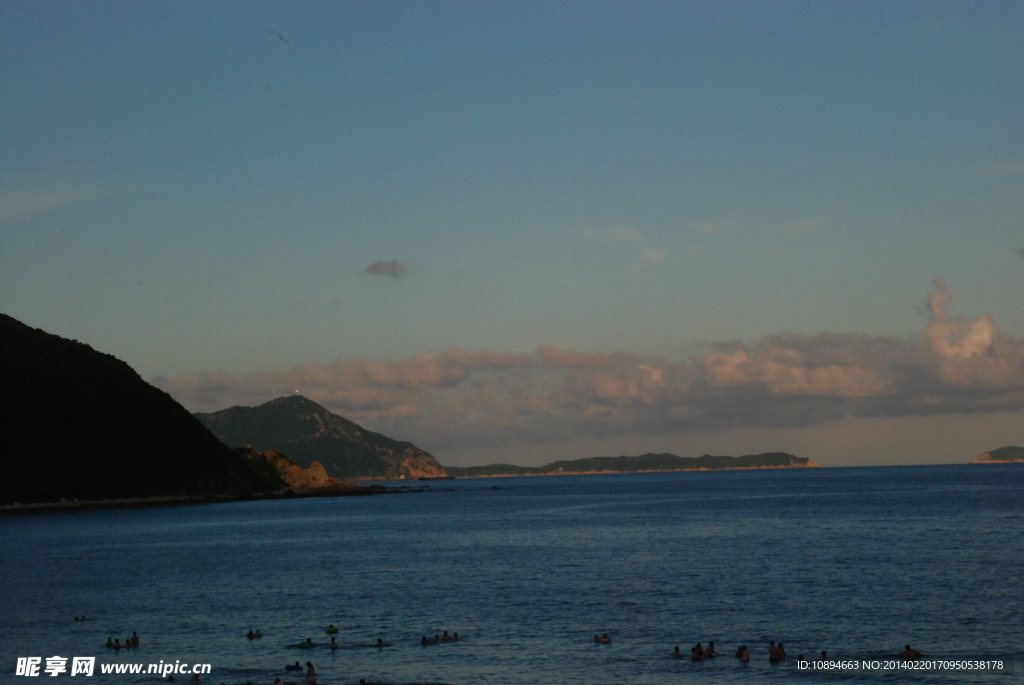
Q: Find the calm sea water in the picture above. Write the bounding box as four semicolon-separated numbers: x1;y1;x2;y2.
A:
2;465;1022;685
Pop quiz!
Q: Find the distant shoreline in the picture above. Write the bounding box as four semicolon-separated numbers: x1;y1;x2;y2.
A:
449;463;821;478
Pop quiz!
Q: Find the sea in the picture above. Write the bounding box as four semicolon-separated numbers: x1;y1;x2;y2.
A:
2;465;1022;685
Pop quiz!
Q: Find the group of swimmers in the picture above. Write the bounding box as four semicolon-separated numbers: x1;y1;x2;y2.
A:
671;640;925;663
420;631;459;645
104;632;139;649
281;662;316;685
287;637;389;650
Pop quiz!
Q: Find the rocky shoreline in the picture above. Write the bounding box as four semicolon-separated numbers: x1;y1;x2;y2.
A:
0;483;424;516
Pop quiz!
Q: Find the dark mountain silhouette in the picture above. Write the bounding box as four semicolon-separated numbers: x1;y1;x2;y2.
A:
444;452;818;477
194;396;447;480
0;314;283;505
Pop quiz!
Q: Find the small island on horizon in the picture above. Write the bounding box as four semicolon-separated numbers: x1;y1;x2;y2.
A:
443;452;818;478
971;446;1024;464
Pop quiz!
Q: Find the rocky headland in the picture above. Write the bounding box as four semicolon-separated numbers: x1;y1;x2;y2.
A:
444;452;818;478
0;313;283;507
236;447;366;494
196;396;447;481
971;446;1024;464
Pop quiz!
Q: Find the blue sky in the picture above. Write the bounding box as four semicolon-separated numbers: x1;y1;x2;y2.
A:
2;1;1022;466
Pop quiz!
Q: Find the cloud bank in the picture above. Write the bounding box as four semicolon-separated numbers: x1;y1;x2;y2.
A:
157;282;1024;452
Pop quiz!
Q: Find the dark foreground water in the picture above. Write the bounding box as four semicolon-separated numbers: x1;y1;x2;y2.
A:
2;465;1022;685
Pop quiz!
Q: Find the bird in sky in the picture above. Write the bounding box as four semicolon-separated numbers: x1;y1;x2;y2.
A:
267;30;289;44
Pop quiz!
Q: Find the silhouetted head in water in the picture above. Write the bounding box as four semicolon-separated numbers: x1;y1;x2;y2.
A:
821;651;827;659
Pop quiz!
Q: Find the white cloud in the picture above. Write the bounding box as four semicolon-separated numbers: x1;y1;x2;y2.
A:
578;224;644;243
0;189;89;223
637;247;666;263
158;283;1024;453
692;219;735;235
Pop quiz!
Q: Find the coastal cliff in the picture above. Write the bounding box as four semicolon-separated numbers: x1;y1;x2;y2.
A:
236;447;365;494
445;452;818;478
971;446;1024;464
0;314;282;506
196;396;447;481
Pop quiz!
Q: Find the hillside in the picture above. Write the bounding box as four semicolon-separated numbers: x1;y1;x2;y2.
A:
195;396;447;480
971;446;1024;463
0;314;282;505
444;452;817;478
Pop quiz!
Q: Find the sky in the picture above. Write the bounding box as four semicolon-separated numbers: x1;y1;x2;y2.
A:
2;1;1022;467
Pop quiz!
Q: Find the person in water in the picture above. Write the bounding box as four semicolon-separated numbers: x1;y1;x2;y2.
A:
453;632;459;641
329;638;338;650
254;630;261;638
778;643;786;659
768;641;781;662
304;662;316;685
421;636;428;646
705;641;719;657
376;639;384;648
734;645;749;662
441;631;451;642
673;646;681;658
901;645;922;659
247;631;254;639
285;662;302;671
821;650;828;660
131;631;139;647
105;638;113;648
691;643;705;660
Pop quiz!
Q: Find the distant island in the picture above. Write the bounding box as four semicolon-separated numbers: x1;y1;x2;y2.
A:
195;395;448;481
971;446;1024;464
444;452;818;478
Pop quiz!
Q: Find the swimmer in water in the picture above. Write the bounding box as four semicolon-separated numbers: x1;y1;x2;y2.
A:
821;650;828;660
131;632;139;647
376;639;384;648
421;636;428;646
705;641;719;657
441;630;451;642
777;643;786;659
330;637;339;649
453;632;459;641
673;646;681;658
691;643;705;661
105;638;113;648
304;662;316;685
768;641;781;662
901;645;922;659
